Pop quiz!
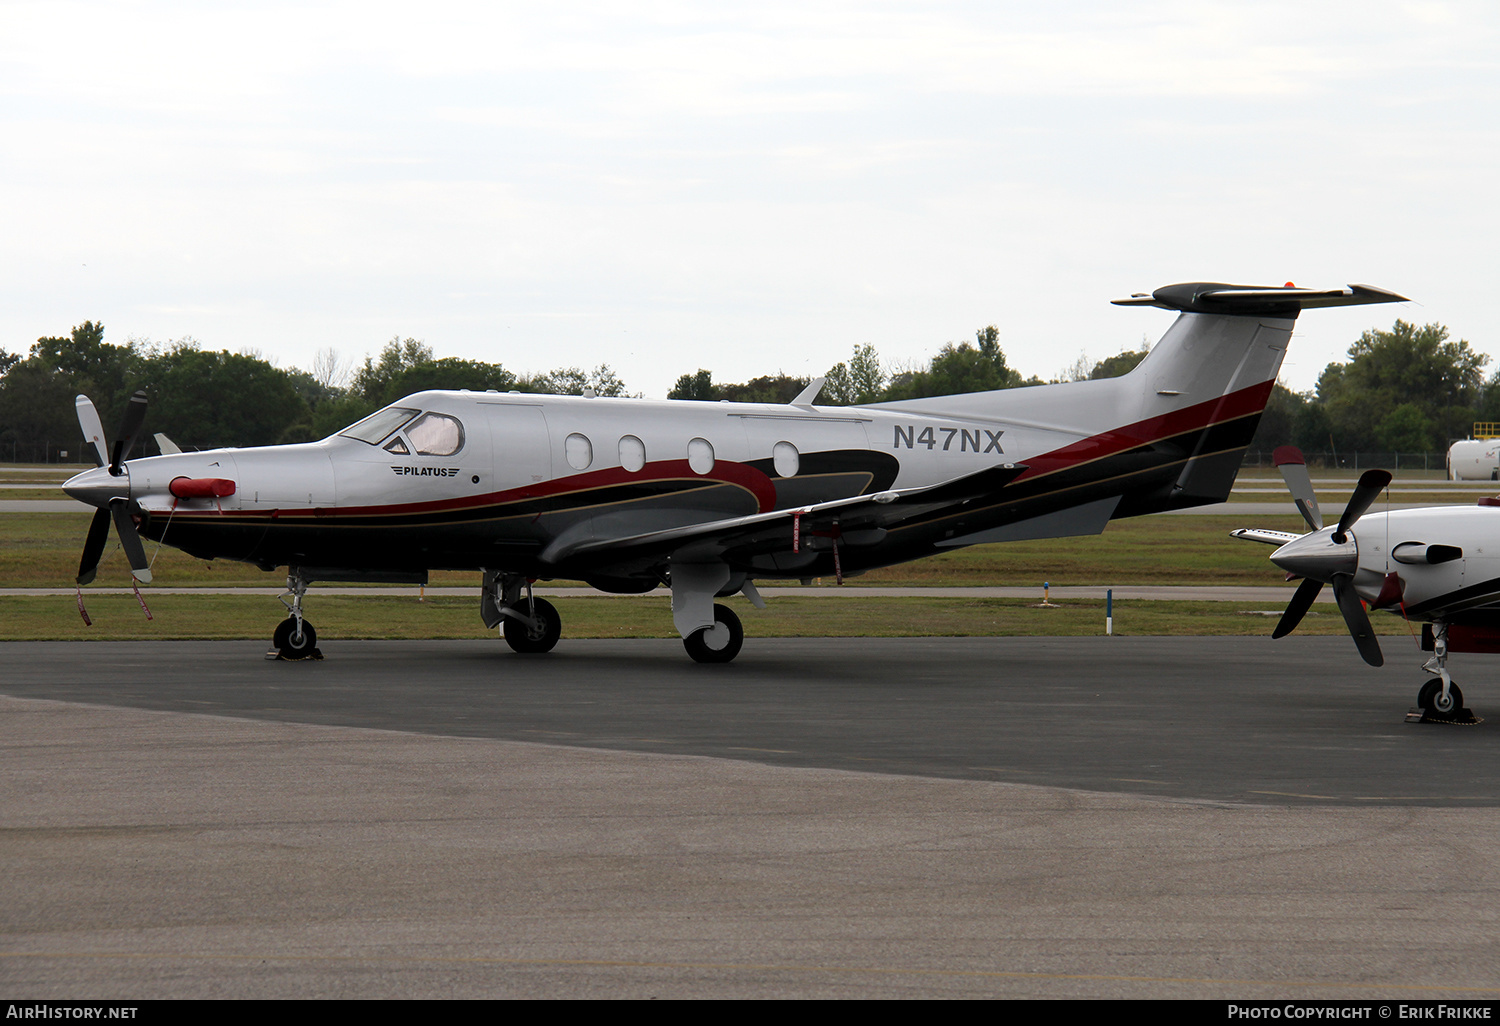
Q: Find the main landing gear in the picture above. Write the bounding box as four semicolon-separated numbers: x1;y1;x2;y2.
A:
482;565;754;662
270;571;321;660
483;572;562;654
670;561;751;664
1412;622;1480;724
682;604;744;664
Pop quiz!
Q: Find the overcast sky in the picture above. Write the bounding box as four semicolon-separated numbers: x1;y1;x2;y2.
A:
3;1;1496;400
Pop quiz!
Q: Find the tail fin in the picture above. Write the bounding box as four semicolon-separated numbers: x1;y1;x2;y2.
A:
870;281;1407;512
1111;283;1407;508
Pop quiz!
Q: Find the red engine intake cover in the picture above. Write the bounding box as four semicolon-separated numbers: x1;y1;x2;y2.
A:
169;477;236;499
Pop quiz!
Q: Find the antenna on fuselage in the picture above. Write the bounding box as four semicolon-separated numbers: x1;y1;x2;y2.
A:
791;377;826;407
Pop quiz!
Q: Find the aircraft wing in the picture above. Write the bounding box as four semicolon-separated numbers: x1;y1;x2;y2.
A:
540;462;1028;566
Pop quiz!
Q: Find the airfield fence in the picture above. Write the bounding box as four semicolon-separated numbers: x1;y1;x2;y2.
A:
1240;451;1450;473
1;439;82;464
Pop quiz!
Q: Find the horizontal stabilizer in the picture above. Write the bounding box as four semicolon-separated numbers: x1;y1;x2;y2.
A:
1112;283;1408;317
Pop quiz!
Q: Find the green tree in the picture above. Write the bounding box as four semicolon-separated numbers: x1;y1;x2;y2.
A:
668;369;716;401
0;359;82;461
523;364;631;397
1375;402;1437;453
1250;383;1311;451
717;374;808;404
1318;320;1485;451
29;321;143;430
148;343;313;448
823;344;886;405
351;337;519;406
883;325;1024;400
1089;349;1149;379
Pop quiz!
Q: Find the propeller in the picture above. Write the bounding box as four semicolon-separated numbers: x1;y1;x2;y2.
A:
1272;445;1322;531
1333;468;1391;544
1244;448;1391;666
70;391;153;586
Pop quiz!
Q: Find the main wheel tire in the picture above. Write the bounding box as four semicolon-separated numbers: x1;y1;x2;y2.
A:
273;617;317;659
683;603;744;664
1418;677;1464;714
503;597;562;654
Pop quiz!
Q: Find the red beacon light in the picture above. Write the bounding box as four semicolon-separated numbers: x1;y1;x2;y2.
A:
169;477;236;499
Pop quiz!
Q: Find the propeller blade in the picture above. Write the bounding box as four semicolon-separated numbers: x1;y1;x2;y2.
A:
110;499;152;583
75;395;108;468
1273;446;1322;531
110;389;149;473
75;507;112;586
1332;573;1382;666
1272;577;1324;639
1333;469;1392;543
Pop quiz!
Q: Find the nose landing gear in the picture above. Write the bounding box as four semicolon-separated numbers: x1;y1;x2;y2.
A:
1411;623;1480;724
270;571;322;660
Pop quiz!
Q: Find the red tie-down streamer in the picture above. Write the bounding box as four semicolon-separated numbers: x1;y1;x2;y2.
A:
791;513;845;585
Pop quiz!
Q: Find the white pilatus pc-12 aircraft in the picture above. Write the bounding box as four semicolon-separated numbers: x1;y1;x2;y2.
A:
1235;447;1500;722
65;281;1405;663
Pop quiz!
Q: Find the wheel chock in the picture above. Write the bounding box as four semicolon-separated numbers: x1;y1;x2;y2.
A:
1405;706;1482;725
265;647;324;661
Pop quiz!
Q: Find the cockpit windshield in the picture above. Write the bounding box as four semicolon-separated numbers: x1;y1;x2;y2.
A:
338;406;419;444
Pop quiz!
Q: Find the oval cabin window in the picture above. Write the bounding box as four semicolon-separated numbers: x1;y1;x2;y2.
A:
619;434;646;473
687;437;715;475
565;432;593;471
772;440;799;478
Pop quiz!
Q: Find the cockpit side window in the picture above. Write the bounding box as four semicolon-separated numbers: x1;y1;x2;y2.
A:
383;436;410;455
407;412;465;456
339;406;419;444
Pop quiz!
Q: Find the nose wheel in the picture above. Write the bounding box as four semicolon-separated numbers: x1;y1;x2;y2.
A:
1418;677;1464;716
269;571;322;660
273;616;319;659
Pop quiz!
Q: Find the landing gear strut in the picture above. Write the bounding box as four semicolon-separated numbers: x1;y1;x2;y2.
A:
483;572;562;654
272;571;320;660
1415;622;1477;723
670;560;746;664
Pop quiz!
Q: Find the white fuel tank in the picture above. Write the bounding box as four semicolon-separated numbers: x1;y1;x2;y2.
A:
1448;439;1500;481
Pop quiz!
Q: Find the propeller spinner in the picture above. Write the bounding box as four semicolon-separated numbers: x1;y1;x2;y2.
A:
65;391;153;585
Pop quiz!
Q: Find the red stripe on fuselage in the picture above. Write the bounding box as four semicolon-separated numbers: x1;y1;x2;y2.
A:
1013;379;1274;482
163;458;778;521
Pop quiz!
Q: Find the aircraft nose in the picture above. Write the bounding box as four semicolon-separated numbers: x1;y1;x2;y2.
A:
62;466;129;509
1270;529;1357;582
